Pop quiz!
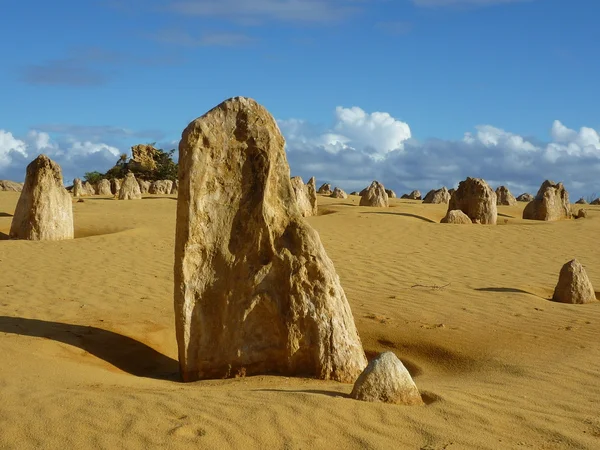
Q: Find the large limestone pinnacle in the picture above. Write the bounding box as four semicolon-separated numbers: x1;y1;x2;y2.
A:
174;96;367;382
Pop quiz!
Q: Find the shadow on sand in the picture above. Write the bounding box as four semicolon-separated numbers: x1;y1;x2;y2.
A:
254;388;348;398
363;211;437;223
0;212;13;217
0;316;179;381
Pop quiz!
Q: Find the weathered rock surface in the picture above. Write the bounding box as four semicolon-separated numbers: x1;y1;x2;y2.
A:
331;187;348;199
9;155;73;241
96;179;112;195
130;144;157;170
118;173;142;200
422;187;451;204
447;177;497;225
385;189;396;199
0;180;23;191
517;193;534;202
318;183;332;196
306;177;318;214
174;96;367;382
359;187;368;197
523;180;571;221
401;190;421;200
84;181;96;196
111;178;121;195
552;259;596;304
496;186;517;206
575;197;588;204
350;352;423;405
441;209;472;224
171;179;179;195
574;208;587;219
291;176;318;217
359;181;389;207
149;180;173;195
137;179;151;194
591;198;600;205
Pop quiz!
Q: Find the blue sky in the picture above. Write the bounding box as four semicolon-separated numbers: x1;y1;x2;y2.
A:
1;0;600;198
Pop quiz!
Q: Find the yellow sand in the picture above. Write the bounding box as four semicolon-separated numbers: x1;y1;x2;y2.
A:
1;192;599;449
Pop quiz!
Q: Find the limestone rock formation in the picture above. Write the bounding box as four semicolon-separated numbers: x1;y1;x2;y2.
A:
523;180;571;221
130;144;157;170
306;177;318;214
84;181;96;196
331;187;348;199
574;208;587;219
111;178;121;195
318;183;332;196
422;187;450;204
350;352;423;405
517;193;534;202
291;176;318;217
171;179;179;195
118;173;142;200
591;198;600;205
350;191;359;196
552;259;596;304
385;189;396;199
496;186;517;206
0;180;23;191
72;178;85;197
96;179;112;195
9;155;73;241
137;179;151;194
401;190;421;200
359;181;389;207
447;177;497;225
448;188;456;197
174;96;367;382
149;180;173;195
441;210;472;224
575;197;588;205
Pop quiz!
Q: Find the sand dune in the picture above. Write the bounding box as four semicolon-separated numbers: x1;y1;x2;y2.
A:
1;191;599;449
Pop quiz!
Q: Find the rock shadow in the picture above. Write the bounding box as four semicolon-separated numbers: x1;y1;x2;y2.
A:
363;211;437;223
0;212;13;217
0;316;179;381
254;388;348;399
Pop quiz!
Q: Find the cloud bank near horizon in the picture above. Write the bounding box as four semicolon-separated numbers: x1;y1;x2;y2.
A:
2;105;600;199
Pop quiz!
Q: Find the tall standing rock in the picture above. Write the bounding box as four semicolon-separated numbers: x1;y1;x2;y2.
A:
73;178;85;197
446;177;497;225
97;179;112;195
291;176;317;217
9;155;73;241
118;173;142;200
552;259;596;304
306;177;318;215
111;178;121;195
496;186;517;206
174;97;367;382
523;180;571;221
359;181;389;207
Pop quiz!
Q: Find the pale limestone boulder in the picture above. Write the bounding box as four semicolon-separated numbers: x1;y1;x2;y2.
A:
111;178;121;195
137;179;151;194
523;180;571;221
552;259;596;304
447;177;497;225
73;178;85;197
385;189;396;199
359;181;388;207
401;190;421;200
175;96;367;382
422;187;450;204
318;183;332;196
574;208;587;219
0;180;23;191
441;210;472;224
331;187;348;199
496;186;517;206
306;177;318;215
96;179;112;195
291;176;317;217
149;179;173;194
9;155;73;241
118;173;142;200
517;193;534;202
84;181;96;195
350;352;423;405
